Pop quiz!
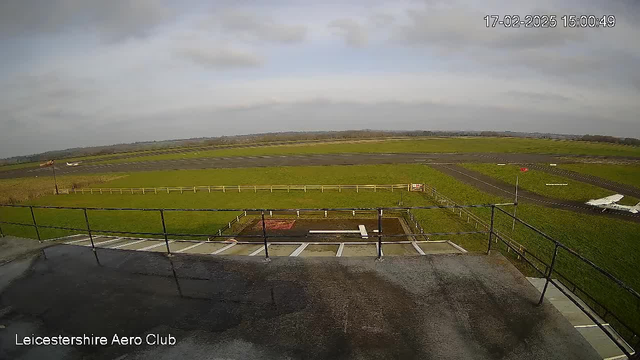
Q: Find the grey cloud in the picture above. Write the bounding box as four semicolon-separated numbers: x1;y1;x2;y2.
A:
0;0;174;42
215;10;307;43
504;91;572;103
369;13;395;27
177;46;264;69
329;19;368;47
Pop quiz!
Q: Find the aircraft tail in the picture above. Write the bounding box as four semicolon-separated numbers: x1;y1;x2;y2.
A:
632;203;640;214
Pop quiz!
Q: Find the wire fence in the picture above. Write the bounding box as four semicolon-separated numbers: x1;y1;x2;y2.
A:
62;183;419;195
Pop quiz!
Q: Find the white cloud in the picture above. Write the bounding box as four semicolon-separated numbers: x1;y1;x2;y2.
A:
329;19;368;47
210;9;308;44
177;46;264;69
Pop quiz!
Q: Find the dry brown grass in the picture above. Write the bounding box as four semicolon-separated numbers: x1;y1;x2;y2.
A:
0;174;127;204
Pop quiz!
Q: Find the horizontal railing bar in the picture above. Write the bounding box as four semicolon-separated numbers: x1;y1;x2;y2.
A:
0;204;510;212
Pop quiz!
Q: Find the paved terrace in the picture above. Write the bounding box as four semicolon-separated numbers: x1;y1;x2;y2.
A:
0;244;599;360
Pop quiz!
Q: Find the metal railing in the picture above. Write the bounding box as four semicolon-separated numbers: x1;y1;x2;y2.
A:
63;183;416;195
489;205;639;359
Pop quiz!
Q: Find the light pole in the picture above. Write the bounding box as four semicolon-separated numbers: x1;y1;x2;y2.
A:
51;160;59;195
512;175;518;230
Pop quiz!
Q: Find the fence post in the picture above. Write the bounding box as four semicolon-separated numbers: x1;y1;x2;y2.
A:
377;208;383;259
29;206;42;243
356;185;359;193
538;244;560;306
0;213;4;237
160;210;171;255
261;211;269;259
83;208;99;264
208;186;211;193
487;205;495;254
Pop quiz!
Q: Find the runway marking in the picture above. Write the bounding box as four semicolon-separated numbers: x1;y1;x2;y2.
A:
64;236;92;244
574;324;609;328
249;244;269;256
110;239;146;249
175;242;205;253
336;243;345;257
93;238;124;247
211;243;236;255
412;242;426;255
447;241;468;253
290;243;309;257
138;241;173;251
359;225;368;239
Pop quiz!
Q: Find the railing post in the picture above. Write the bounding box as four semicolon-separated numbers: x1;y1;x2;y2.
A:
83;208;99;264
261;211;269;260
538;244;560;306
29;206;42;243
377;208;383;259
160;210;171;255
487;205;495;254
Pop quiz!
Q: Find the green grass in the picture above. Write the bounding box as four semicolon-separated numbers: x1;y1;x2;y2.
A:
560;163;640;189
98;164;425;187
461;163;638;203
91;137;640;165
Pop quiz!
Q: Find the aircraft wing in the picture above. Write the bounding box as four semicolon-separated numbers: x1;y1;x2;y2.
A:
586;194;624;206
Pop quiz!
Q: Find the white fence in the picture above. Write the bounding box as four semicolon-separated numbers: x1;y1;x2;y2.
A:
63;184;420;195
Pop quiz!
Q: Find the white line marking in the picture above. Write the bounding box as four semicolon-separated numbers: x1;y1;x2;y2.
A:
249;245;269;256
290;243;309;257
337;243;345;257
604;354;630;360
64;236;91;244
447;240;468;253
138;241;173;251
211;243;236;255
359;225;368;239
412;242;426;255
110;239;146;249
574;323;609;328
94;238;123;246
176;242;205;253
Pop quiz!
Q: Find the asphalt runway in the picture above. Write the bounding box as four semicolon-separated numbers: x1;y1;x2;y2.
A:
429;164;640;223
0;152;570;179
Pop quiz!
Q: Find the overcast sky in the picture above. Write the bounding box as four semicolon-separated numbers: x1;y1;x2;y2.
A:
1;0;639;157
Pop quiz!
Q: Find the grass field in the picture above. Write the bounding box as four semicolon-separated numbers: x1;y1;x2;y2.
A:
560;163;640;188
1;163;639;337
87;137;640;165
0;174;125;204
3;137;639;172
461;163;639;204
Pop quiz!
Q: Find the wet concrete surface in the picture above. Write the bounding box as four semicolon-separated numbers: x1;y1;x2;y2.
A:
0;152;568;179
0;245;600;359
430;164;640;223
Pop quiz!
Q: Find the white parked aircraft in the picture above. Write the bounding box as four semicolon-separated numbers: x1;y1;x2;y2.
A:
585;194;640;214
66;162;80;167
